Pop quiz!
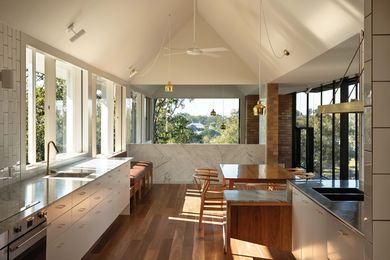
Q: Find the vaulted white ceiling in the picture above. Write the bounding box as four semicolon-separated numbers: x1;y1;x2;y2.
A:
0;0;364;87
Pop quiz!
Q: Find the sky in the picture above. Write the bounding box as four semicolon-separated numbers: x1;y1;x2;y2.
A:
176;98;239;116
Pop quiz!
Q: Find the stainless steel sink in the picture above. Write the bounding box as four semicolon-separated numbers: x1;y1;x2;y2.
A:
313;187;364;201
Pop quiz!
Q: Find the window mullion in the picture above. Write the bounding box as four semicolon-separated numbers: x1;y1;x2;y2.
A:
44;56;57;161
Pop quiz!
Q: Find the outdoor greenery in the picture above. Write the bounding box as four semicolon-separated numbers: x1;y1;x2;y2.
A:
153;98;239;144
26;71;68;163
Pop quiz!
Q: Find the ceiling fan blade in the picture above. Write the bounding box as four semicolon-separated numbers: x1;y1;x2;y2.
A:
201;47;229;53
164;47;186;52
163;52;186;56
203;53;220;58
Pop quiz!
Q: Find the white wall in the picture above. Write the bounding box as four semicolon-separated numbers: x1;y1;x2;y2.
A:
127;144;265;183
0;22;21;170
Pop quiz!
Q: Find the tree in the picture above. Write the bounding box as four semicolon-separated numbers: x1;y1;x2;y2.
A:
210;110;239;144
153;98;200;143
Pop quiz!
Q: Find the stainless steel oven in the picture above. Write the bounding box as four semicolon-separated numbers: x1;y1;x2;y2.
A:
4;209;47;260
8;221;46;260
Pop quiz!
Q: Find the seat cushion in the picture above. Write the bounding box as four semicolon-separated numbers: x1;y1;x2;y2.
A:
130;167;145;179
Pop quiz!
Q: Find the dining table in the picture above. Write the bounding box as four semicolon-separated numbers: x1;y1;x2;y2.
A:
219;164;296;190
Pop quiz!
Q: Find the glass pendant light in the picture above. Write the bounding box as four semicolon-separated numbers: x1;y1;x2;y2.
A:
165;81;173;92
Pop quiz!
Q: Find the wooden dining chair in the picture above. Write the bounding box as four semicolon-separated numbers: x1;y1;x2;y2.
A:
193;168;220;192
193;171;225;225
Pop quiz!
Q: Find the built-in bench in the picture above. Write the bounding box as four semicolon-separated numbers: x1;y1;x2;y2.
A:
129;161;153;212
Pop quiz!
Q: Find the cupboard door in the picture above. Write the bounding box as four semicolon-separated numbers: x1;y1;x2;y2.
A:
310;202;328;260
327;214;364;260
292;188;303;260
47;195;72;224
47;208;72;242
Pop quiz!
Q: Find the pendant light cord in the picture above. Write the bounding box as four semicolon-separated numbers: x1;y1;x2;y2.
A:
193;0;197;45
261;0;286;59
258;0;262;96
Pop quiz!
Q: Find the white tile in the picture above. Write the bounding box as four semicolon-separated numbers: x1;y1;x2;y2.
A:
373;221;390;259
364;15;372;62
365;0;372;16
373;175;390;219
373;128;390;173
373;36;390;81
373;0;390;34
373;82;390;127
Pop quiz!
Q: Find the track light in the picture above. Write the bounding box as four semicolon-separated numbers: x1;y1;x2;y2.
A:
67;23;86;42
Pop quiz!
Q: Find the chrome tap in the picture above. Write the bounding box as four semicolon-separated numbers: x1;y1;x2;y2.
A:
46;141;59;175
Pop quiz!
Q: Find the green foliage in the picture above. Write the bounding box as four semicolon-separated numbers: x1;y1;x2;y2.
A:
153;98;200;144
153;98;239;144
35;72;45;162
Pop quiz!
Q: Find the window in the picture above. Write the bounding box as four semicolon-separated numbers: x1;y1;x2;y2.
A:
153;98;239;144
25;47;84;166
294;78;360;180
95;76;124;155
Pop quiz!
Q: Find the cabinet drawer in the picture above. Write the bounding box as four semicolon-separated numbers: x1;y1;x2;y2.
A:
47;209;72;242
47;195;72;223
72;196;91;223
72;183;96;206
89;189;105;209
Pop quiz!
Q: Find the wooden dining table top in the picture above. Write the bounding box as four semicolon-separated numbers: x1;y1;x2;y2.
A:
219;164;295;181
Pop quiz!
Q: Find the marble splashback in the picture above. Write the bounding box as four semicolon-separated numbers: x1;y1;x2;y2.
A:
127;144;266;184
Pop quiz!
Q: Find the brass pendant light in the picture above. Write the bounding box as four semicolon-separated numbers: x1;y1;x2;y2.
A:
165;14;174;93
253;100;266;116
220;122;226;130
210;109;216;117
165;81;173;92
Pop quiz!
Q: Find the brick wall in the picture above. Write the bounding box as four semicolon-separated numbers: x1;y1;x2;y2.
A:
266;84;278;165
278;94;293;168
245;95;259;144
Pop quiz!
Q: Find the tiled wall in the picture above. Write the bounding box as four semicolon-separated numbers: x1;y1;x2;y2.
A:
278;94;292;168
266;83;278;165
245;95;259;144
0;22;21;171
364;0;390;259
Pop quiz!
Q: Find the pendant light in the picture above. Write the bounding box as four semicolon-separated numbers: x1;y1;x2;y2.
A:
220;90;226;130
165;14;174;93
253;0;266;116
210;86;216;116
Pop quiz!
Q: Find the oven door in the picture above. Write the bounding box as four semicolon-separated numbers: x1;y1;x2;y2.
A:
8;223;47;260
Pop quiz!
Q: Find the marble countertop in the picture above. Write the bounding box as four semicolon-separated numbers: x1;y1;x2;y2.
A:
0;157;131;237
224;190;289;204
288;179;364;236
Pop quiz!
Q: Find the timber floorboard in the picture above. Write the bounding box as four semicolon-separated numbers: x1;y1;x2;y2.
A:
82;184;294;260
82;184;226;260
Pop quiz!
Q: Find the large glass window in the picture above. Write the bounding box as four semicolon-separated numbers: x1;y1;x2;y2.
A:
294;78;359;180
153;98;239;144
25;47;84;166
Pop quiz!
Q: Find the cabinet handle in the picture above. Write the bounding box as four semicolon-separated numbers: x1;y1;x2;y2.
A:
108;200;112;203
337;230;348;236
302;200;309;204
78;191;86;195
56;242;64;249
55;204;66;209
94;196;101;200
316;209;323;215
95;210;101;215
78;208;86;212
96;182;101;186
79;224;85;229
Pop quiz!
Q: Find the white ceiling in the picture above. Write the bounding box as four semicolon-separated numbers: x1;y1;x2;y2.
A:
0;0;364;88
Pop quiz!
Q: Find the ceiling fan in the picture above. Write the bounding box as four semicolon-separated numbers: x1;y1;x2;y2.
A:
165;0;228;58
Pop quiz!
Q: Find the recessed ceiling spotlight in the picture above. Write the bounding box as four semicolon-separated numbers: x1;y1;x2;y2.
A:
67;23;86;42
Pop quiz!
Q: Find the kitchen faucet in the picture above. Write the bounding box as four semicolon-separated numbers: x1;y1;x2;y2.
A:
46;141;59;175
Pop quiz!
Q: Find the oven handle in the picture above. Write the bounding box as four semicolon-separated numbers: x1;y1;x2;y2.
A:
11;224;49;251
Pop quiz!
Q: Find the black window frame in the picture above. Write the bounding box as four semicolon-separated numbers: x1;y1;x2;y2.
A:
293;76;359;180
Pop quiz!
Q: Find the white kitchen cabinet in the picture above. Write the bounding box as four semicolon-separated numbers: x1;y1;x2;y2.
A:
292;187;363;260
47;161;130;259
327;212;364;260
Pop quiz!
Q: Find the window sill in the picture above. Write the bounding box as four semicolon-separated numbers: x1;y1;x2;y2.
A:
25;153;89;175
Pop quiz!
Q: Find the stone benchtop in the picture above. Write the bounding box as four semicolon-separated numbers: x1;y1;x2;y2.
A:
0;158;131;233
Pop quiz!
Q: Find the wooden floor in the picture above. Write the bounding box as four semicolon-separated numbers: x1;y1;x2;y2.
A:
83;184;294;260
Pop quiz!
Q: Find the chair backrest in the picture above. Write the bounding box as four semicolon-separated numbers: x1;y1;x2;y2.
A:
193;168;219;192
